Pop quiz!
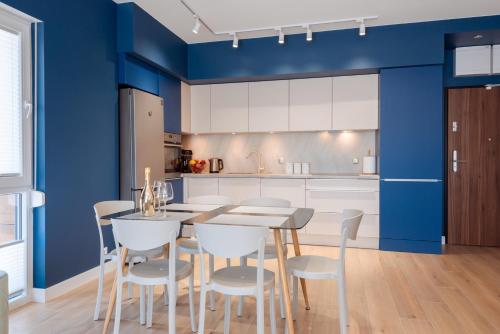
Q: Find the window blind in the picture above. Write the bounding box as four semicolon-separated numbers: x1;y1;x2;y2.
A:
0;26;22;176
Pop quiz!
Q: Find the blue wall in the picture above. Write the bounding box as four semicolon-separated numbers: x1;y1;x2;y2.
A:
5;0;119;288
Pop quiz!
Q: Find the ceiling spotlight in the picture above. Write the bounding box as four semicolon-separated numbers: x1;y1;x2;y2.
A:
306;26;313;42
278;28;285;44
232;33;239;48
358;20;366;36
192;16;201;34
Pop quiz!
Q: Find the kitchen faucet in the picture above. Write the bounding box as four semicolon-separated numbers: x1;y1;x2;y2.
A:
246;151;265;174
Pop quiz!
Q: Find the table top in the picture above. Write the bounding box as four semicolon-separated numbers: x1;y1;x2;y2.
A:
102;203;314;230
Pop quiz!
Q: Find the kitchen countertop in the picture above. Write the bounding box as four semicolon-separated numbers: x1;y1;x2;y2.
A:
181;172;379;180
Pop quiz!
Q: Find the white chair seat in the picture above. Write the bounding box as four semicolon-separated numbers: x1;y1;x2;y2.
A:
178;238;201;254
211;266;275;293
287;255;339;280
247;244;288;260
128;259;192;283
109;246;164;260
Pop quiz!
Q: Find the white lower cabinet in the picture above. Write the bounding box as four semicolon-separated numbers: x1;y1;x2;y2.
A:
184;177;218;201
218;178;260;203
183;176;380;249
260;178;305;208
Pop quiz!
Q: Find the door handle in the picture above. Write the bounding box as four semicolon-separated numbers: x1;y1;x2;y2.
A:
452;150;467;172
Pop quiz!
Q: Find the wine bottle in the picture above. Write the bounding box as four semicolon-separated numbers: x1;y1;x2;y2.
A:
140;167;155;216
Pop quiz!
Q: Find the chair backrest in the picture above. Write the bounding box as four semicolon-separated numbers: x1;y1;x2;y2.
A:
240;197;291;208
94;201;134;226
187;195;233;205
341;209;363;241
195;223;268;259
111;219;180;252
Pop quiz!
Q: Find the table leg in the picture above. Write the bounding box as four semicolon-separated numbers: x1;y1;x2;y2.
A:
291;230;311;310
102;247;128;334
274;229;294;334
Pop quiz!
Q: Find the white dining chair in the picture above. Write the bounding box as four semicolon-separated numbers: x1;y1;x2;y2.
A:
93;201;163;320
111;219;196;334
178;195;233;310
237;197;291;318
195;223;277;334
286;209;363;334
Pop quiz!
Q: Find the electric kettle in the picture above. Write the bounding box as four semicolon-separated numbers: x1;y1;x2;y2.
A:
209;158;224;173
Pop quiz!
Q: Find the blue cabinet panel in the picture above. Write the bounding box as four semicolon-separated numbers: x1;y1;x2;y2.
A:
159;73;181;134
118;53;159;95
380;65;444;179
170;178;183;204
380;181;443;242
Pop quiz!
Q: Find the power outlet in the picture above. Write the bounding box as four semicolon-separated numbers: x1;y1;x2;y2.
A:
352;158;359;164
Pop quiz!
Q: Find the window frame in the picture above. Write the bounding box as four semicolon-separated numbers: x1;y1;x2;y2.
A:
0;7;33;189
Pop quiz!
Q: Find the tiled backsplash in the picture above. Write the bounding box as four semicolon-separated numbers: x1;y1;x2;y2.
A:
183;131;377;174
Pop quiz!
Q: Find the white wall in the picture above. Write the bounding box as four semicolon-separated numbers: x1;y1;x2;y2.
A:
183;131;377;174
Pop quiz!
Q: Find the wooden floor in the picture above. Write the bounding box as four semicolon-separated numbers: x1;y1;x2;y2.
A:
9;244;500;334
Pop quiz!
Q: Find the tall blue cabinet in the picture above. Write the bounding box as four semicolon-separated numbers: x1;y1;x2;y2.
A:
379;65;444;254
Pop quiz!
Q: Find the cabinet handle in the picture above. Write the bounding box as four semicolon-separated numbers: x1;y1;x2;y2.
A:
306;188;377;193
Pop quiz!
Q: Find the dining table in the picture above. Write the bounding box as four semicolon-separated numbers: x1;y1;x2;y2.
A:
100;203;315;334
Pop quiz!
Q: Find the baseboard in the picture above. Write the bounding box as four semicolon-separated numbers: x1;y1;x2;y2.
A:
32;261;115;303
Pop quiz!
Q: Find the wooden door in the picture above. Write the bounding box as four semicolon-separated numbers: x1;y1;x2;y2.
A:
448;87;500;246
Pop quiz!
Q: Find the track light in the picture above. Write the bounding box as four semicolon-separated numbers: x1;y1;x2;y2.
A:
232;33;239;48
192;16;201;34
278;29;285;44
358;20;366;36
306;26;313;42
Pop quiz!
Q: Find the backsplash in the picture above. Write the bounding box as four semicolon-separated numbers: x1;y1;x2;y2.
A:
183;131;377;174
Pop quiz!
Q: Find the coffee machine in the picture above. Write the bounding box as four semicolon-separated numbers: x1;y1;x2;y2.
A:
180;149;193;173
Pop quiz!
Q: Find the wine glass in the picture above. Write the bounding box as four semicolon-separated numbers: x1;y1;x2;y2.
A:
153;180;162;211
165;182;174;202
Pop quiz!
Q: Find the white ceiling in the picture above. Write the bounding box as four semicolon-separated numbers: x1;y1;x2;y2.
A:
115;0;500;44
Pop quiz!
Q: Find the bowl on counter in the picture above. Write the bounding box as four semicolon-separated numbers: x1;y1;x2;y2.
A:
189;159;206;173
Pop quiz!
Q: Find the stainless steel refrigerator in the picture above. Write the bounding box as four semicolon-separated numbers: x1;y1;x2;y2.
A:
120;88;164;202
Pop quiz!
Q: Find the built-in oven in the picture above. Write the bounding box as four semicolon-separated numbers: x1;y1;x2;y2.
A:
164;132;182;178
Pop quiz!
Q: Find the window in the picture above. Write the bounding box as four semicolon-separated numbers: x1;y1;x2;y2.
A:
0;4;33;304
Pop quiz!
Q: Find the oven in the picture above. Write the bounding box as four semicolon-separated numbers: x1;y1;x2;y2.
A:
164;132;182;178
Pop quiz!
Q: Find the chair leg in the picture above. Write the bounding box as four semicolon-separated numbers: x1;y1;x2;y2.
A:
269;287;277;334
226;258;231;268
237;256;247;317
278;277;285;319
164;284;169;305
139;285;145;325
113;278;123;334
256;289;265;334
209;254;216;311
338;276;348;334
169;282;177;334
147;285;154;328
224;295;231;334
198;286;207;334
127;261;134;299
93;257;105;320
188;273;197;332
292;276;298;321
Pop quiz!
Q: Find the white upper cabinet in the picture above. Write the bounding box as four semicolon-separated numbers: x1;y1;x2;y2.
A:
289;77;332;131
455;46;492;76
493;45;500;74
249;80;289;132
190;85;211;134
211;82;249;133
332;74;379;130
181;81;191;133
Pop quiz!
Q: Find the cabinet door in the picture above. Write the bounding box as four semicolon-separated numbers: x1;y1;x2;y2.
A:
211;83;249;133
380;180;442;253
455;46;491;76
249;81;289;132
181;82;191;133
260;178;305;207
307;212;379;238
332;74;379;130
218;178;260;203
190;85;211;134
289;77;332;131
185;177;218;199
159;73;181;134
